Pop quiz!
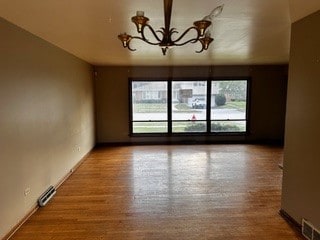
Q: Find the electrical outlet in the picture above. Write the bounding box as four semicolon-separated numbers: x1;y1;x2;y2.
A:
24;187;31;196
77;146;81;152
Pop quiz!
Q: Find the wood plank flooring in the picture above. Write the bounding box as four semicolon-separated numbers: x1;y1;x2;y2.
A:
11;145;303;239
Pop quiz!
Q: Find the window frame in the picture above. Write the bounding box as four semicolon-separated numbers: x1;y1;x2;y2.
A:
129;78;250;136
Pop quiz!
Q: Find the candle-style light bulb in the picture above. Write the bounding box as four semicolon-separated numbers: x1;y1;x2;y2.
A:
136;11;144;17
210;5;224;18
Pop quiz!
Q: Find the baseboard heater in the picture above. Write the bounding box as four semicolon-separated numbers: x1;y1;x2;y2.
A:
302;219;320;240
38;186;56;207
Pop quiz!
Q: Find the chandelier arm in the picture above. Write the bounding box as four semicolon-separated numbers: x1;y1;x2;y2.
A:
130;36;161;46
141;25;163;43
195;45;205;53
171;26;200;45
125;37;137;51
173;38;200;46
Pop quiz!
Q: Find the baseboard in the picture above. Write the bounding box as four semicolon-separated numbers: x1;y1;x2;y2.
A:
2;150;92;240
3;203;39;240
279;209;302;233
54;151;90;190
96;139;284;147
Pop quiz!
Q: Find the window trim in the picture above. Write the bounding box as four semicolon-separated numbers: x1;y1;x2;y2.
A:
129;77;250;136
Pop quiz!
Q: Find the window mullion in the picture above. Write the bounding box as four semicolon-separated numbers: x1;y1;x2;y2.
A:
168;80;172;134
206;80;211;133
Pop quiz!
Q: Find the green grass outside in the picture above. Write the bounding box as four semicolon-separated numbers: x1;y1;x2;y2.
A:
133;121;246;133
133;103;167;113
133;103;201;114
214;101;246;111
133;121;203;133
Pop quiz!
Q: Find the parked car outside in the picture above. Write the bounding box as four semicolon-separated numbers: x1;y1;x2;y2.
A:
192;98;206;109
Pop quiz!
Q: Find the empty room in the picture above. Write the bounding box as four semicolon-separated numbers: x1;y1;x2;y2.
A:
1;0;320;239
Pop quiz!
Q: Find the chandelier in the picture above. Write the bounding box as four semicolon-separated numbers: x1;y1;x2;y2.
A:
118;0;223;55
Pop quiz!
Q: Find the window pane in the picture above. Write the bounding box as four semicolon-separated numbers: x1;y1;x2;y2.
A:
211;121;246;132
173;121;207;133
131;81;168;134
133;122;168;133
132;81;168;121
211;80;247;120
172;81;207;121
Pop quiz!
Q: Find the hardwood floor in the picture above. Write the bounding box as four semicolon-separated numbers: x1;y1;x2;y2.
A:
11;145;303;240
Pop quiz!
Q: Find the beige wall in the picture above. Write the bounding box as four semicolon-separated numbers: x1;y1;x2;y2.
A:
94;65;288;144
0;18;95;238
95;65;287;143
281;11;320;228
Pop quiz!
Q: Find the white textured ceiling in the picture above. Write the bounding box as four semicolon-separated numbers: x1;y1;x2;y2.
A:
0;0;319;66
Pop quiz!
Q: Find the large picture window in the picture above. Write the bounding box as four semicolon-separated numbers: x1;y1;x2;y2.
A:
130;79;249;135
